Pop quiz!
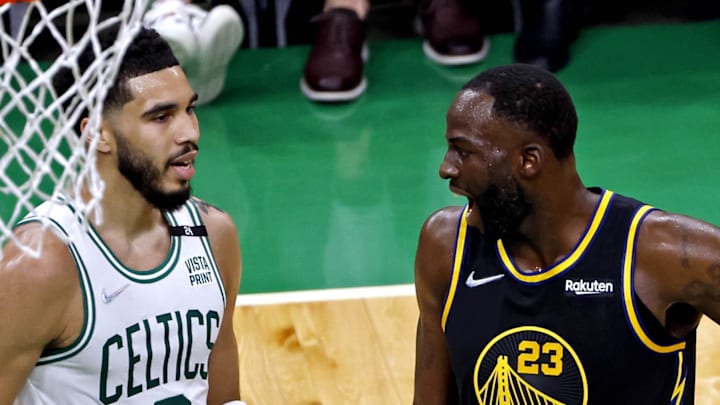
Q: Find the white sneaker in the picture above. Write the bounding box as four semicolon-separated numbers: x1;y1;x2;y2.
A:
144;1;244;105
191;5;244;104
143;0;197;68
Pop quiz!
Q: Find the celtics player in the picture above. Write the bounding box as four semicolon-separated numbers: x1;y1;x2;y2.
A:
0;26;246;404
414;64;720;404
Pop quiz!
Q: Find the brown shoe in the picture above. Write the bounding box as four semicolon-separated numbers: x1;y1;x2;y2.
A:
301;8;368;102
419;0;489;66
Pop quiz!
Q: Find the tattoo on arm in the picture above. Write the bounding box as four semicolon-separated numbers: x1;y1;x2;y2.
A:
681;231;690;269
684;264;720;302
192;198;225;214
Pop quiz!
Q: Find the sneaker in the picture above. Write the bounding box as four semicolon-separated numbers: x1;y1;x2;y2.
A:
144;0;197;68
418;0;489;66
192;5;244;104
144;1;244;104
301;8;368;103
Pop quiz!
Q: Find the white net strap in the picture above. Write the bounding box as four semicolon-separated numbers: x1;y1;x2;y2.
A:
0;0;148;258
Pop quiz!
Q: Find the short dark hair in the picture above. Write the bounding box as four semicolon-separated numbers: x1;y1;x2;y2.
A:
52;24;179;134
462;64;578;159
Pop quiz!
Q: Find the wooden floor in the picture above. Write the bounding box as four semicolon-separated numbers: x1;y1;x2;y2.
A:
235;289;720;404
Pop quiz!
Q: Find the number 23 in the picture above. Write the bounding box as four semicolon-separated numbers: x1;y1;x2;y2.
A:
517;340;563;376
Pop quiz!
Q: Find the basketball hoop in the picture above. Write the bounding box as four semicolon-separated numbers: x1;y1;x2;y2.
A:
0;0;148;258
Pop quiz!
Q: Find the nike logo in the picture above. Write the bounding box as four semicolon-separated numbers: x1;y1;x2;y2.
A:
101;284;129;304
465;272;505;288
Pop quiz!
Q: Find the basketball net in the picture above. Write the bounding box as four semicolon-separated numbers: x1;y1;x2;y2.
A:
0;0;148;259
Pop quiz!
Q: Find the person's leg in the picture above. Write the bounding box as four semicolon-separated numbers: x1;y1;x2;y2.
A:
300;0;370;103
144;0;244;104
323;0;369;19
513;0;581;72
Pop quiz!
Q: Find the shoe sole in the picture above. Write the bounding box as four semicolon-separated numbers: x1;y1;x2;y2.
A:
423;37;491;66
300;77;368;102
193;5;244;104
300;44;370;103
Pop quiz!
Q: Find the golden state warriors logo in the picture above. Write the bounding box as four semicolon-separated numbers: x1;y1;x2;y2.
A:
474;326;587;405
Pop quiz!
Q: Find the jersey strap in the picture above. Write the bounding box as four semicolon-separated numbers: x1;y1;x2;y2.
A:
441;204;471;332
169;225;208;236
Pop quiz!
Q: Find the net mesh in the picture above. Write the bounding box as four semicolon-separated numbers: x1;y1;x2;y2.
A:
0;0;148;258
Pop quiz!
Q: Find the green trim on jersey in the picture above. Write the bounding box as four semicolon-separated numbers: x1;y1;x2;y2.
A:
14;217;97;365
186;200;226;306
86;210;182;283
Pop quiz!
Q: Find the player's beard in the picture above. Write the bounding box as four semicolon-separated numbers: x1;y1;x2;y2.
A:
474;175;531;242
116;133;191;212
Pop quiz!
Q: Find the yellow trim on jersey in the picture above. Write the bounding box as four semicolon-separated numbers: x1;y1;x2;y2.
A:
671;352;686;404
441;205;470;332
497;190;614;283
622;205;686;353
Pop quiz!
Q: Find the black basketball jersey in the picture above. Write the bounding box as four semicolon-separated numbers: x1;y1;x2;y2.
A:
442;188;695;405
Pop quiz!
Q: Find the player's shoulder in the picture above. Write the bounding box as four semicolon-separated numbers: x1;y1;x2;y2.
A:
642;209;717;233
639;209;720;246
421;205;466;236
1;222;80;295
417;205;466;254
415;206;466;301
189;197;238;238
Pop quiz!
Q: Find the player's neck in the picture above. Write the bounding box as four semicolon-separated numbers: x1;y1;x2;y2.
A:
83;178;165;238
506;176;597;270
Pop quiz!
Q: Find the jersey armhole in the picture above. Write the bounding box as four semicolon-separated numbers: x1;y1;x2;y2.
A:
441;205;470;332
184;199;227;307
17;218;97;365
622;205;687;354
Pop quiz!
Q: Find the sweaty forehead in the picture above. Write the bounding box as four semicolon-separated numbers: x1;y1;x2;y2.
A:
125;66;190;102
448;89;495;125
446;90;498;139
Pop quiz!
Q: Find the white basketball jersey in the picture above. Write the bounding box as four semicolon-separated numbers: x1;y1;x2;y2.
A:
14;198;227;405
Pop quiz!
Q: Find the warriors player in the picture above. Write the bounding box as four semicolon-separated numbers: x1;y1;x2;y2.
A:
0;26;245;404
414;63;720;404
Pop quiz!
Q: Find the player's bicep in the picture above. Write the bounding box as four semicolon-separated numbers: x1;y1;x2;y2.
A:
206;268;241;404
0;350;42;404
200;202;242;403
207;305;240;404
413;209;459;404
0;229;74;402
414;271;455;403
674;222;720;323
638;213;720;323
414;305;455;405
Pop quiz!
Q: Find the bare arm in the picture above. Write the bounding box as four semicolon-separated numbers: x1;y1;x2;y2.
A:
0;225;80;403
195;199;243;405
635;211;720;336
413;206;464;405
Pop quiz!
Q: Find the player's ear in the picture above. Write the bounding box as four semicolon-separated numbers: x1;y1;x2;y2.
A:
518;143;543;178
80;117;113;153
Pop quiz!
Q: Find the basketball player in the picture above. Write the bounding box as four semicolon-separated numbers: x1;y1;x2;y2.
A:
414;63;720;404
0;26;246;404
